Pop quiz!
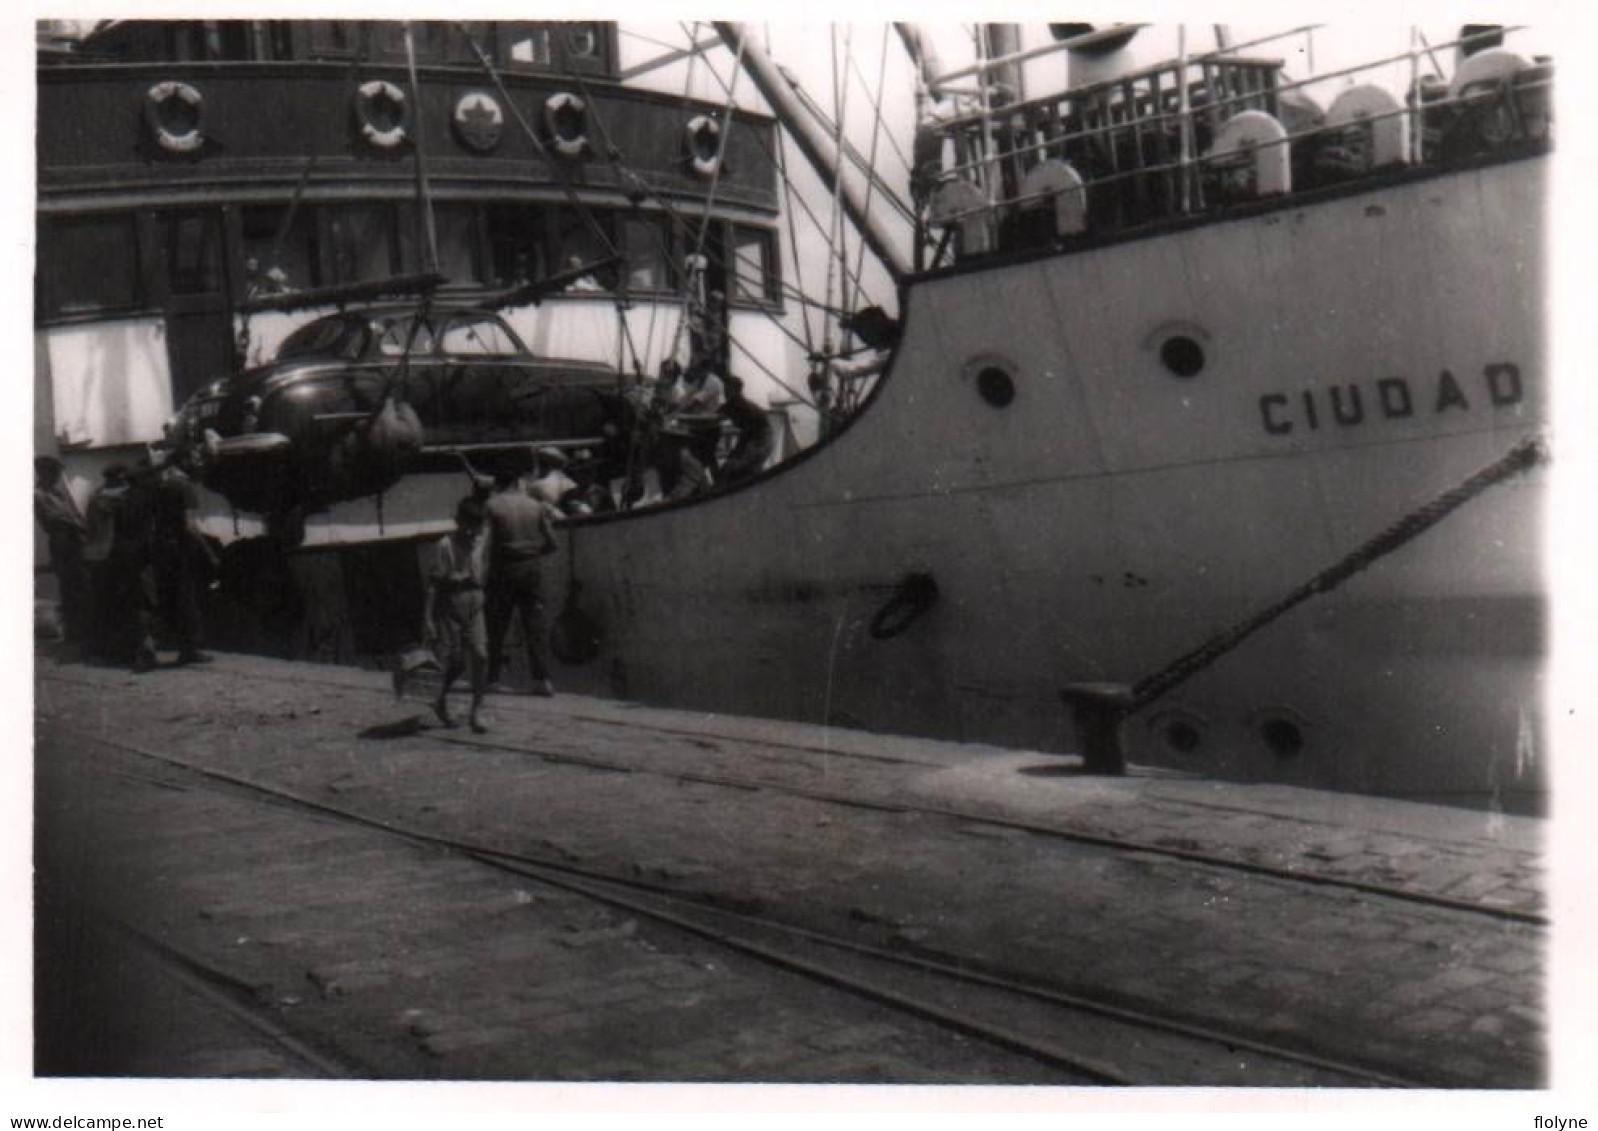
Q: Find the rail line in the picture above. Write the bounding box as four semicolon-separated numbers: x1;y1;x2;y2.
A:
434;726;1547;928
37;891;365;1079
41;666;1544;927
62;726;1446;1087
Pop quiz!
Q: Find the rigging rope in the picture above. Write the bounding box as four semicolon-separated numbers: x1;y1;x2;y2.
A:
687;46;885;315
403;23;439;274
821;25;852;361
848;39;916;183
847;26;892;327
1127;436;1548;712
457;26;620;260
775;106;816;356
563;32;828;398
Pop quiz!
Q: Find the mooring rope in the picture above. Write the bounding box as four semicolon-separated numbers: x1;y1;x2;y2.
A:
1127;435;1548;712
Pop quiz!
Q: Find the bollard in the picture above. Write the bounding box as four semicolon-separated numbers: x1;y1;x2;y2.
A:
1059;682;1134;775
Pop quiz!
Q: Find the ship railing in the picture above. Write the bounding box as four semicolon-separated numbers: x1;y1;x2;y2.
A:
929;69;1553;228
935;27;1534;180
922;25;1548;259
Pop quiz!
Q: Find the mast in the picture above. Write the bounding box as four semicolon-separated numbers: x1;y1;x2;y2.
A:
712;22;911;285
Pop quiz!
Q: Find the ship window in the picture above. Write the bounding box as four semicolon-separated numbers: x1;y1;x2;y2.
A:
500;21;612;76
621;215;673;293
486;205;552;286
503;24;555;69
39;214;143;317
369;21;447;63
729;225;777;305
306;21;359;59
550;207;618;291
164;210;224;296
323;205;397;285
241;204;320;294
563;23;599;59
397;203;482;286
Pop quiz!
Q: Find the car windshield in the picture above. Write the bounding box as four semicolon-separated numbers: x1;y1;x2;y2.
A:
438;314;523;357
276;317;366;362
376;315;437;357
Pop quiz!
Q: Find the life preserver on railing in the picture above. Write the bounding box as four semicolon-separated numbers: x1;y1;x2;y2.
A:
1206;110;1291;197
354;80;410;150
144;81;206;154
869;572;940;640
684;115;723;179
543;92;590;158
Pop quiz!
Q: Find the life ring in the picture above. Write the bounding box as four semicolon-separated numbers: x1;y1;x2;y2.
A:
869;572;939;640
354;80;410;150
144;81;205;154
543;92;590;158
684;115;723;178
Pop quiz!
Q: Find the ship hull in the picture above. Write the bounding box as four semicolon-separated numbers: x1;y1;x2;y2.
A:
545;156;1547;807
201;154;1546;809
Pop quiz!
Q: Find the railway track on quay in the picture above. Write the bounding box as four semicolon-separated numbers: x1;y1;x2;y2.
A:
34;661;1545;1085
45;719;1528;1087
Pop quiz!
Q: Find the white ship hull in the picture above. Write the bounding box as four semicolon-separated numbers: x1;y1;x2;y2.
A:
539;156;1546;806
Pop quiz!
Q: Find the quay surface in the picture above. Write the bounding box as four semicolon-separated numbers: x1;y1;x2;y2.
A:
32;647;1547;1089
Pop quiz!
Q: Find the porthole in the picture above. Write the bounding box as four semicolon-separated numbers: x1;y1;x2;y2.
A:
1147;708;1208;757
1164;719;1203;754
1161;335;1206;377
1260;717;1306;759
977;367;1016;407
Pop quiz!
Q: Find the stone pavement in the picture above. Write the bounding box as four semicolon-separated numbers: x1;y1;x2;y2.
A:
32;649;1548;1087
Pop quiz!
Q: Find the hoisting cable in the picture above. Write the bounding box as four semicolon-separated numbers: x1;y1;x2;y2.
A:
774;65;817;356
848;43;917;184
820;25;852;366
688;32;886;317
548;22;742;380
458;24;648;383
566;49;826;406
847;27;893;337
403;22;439;274
668;21;746;366
457;27;622;262
786;68;918;229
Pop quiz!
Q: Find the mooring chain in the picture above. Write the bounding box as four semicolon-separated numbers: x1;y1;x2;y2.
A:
1127;435;1548;712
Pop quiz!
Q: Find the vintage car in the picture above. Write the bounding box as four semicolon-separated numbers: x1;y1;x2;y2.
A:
169;304;630;517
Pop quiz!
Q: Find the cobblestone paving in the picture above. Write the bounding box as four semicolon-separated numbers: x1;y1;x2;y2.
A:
35;654;1547;1086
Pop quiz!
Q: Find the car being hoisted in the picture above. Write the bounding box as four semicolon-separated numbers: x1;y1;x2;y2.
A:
168;303;632;523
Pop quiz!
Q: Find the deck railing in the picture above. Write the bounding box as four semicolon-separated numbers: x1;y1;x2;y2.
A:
919;25;1550;261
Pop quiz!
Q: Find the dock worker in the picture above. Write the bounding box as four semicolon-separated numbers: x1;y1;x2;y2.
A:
82;463;132;661
717;375;775;485
148;450;216;667
34;455;90;650
422;495;491;733
527;447;580;512
483;461;560;697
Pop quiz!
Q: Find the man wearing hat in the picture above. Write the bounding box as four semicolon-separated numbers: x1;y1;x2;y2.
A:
34;455;89;648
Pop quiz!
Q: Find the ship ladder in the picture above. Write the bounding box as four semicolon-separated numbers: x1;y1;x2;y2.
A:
1060;435;1548;774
